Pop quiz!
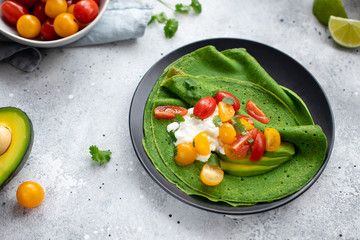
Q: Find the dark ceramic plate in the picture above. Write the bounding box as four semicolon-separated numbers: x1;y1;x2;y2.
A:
129;38;334;215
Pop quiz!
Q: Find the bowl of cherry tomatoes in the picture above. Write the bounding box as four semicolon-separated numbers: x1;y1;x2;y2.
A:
0;0;109;47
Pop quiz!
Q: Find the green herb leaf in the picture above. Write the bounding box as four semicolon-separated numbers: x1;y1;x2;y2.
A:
190;0;202;14
185;79;196;90
175;3;191;13
222;96;236;105
207;154;220;167
164;18;179;38
148;12;168;24
190;113;203;120
175;113;185;122
231;117;248;135
89;145;111;166
213;115;223;127
248;138;254;145
168;130;177;142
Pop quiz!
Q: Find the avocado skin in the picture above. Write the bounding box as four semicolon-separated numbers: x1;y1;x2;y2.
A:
0;107;34;190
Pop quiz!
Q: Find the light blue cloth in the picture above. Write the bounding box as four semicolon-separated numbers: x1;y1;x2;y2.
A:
0;0;152;72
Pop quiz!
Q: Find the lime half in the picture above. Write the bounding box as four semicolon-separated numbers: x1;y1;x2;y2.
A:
313;0;347;25
329;16;360;48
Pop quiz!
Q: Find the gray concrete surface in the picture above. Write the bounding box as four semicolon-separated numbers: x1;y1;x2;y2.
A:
1;0;359;239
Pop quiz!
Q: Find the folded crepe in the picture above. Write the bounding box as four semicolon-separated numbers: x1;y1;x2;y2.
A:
143;46;327;206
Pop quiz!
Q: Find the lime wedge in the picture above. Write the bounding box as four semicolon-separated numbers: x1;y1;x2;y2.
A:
313;0;347;25
329;16;360;48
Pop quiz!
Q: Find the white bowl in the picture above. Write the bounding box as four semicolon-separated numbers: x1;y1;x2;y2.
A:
0;0;109;48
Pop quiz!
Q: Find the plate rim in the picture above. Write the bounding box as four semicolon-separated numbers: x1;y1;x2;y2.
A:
129;37;335;215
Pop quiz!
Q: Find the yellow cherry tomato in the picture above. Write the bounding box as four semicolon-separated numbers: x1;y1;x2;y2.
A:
45;0;67;19
224;144;247;160
194;132;210;156
200;163;224;186
218;122;236;144
67;4;75;14
16;15;41;39
16;181;44;208
174;143;197;166
240;118;255;131
218;101;235;122
264;127;281;151
54;13;79;37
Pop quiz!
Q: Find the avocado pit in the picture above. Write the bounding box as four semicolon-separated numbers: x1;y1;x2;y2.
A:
0;126;12;156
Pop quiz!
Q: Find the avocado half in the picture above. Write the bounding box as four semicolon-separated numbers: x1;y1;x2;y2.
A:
0;107;33;189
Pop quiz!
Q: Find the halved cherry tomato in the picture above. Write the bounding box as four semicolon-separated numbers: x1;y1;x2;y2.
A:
218;122;236;144
218;101;235;122
16;181;45;208
1;0;29;25
264;127;281;152
73;0;98;24
250;130;265;161
231;133;252;154
174;143;197;166
246;100;270;124
194;132;210;156
33;1;47;23
41;18;59;40
17;14;41;38
193;96;216;119
224;144;247;160
215;91;240;112
248;128;258;140
200;163;224;186
154;106;188;120
233;115;254;125
240;118;254;131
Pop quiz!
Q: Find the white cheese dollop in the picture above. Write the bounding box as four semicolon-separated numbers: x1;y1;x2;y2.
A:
167;107;225;162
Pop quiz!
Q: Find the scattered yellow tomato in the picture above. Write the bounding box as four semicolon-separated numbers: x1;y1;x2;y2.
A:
54;13;79;37
240;118;255;131
16;181;44;208
218;101;235;122
219;123;236;144
264;127;281;151
174;143;197;166
200;163;224;186
16;14;41;39
194;132;210;156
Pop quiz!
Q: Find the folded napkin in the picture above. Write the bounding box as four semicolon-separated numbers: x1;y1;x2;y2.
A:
0;0;152;72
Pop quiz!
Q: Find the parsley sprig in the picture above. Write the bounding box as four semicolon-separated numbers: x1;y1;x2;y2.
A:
89;145;112;166
148;0;202;38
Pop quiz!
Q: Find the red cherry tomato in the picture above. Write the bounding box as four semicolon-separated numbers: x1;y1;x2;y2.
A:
1;0;28;25
154;106;188;120
73;0;98;24
16;0;39;8
246;100;270;124
41;18;59;40
215;91;240;112
248;128;258;140
231;133;252;154
193;96;216;119
233;115;254;125
250;130;265;161
32;1;47;23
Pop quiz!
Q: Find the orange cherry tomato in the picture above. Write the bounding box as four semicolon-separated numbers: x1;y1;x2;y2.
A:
174;143;197;166
53;13;79;37
45;0;67;18
240;118;255;131
224;144;247;160
16;181;44;208
154;106;188;120
16;14;41;38
246;100;270;124
218;101;235;122
200;163;224;186
194;132;210;156
264;127;281;152
218;122;236;144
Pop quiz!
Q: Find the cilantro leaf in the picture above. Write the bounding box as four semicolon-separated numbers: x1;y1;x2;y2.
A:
89;145;111;166
190;0;202;14
213;115;223;127
175;113;185;122
164;18;179;38
148;12;168;24
207;154;220;167
175;3;191;13
222;96;236;105
231;117;248;135
190;113;203;120
168;130;177;142
248;138;254;145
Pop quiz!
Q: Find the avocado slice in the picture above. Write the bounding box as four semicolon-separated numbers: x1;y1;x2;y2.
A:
220;160;279;177
0;107;33;189
263;142;295;157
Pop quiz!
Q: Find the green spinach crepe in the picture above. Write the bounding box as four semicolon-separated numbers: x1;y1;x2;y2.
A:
143;46;327;206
